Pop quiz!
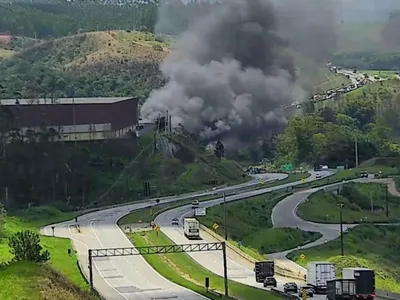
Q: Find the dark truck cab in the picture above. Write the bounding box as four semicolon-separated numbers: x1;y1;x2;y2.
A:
254;261;276;287
342;268;375;300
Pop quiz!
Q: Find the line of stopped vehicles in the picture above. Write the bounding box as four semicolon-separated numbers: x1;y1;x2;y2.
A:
169;199;377;300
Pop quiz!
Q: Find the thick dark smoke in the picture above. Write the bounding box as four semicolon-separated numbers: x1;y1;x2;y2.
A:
141;0;299;145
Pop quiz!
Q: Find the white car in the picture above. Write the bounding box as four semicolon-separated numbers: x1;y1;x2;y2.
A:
316;173;322;178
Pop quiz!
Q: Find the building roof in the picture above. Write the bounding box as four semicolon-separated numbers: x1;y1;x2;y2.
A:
0;97;133;106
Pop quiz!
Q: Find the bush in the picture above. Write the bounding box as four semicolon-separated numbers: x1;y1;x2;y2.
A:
8;231;50;263
152;44;163;51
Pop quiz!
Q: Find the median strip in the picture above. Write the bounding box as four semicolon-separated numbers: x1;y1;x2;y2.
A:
129;231;283;300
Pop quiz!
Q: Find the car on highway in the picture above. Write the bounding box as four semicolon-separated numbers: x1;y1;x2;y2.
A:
299;286;314;297
315;173;321;179
191;200;199;208
263;276;277;288
171;218;179;225
283;282;298;293
360;171;368;178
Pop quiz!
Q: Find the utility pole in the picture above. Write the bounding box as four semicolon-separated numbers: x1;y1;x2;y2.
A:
386;186;389;218
223;192;227;240
354;135;359;168
338;203;344;256
72;97;77;147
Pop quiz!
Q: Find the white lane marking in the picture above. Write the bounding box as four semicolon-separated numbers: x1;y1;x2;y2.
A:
89;220;130;300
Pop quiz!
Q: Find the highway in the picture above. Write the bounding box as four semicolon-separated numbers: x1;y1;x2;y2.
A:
41;172;289;300
42;170;399;300
154;170;330;300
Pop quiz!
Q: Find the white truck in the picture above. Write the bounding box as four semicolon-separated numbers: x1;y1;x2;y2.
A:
183;218;201;240
307;261;336;294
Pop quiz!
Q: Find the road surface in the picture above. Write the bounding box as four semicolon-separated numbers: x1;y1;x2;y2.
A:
41;172;289;299
155;171;331;300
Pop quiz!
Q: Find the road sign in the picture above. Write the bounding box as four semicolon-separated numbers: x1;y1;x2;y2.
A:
261;181;265;185
154;225;160;231
195;207;206;216
301;178;306;183
300;253;306;260
212;223;219;230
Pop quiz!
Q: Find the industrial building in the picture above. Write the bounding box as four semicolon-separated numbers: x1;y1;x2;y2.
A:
0;97;139;142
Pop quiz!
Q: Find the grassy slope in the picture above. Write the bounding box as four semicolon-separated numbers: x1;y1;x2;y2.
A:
129;231;282;300
294;52;351;94
298;182;400;223
16;30;169;69
288;225;400;293
0;261;95;300
0;206;91;299
197;193;321;254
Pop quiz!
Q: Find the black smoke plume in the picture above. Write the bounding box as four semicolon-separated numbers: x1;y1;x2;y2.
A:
141;0;300;146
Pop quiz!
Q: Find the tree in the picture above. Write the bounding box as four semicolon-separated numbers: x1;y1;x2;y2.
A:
8;230;50;263
214;140;225;159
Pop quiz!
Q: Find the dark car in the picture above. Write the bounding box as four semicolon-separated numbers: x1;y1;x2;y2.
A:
283;282;298;293
171;218;179;225
360;171;368;178
263;277;277;288
299;286;314;297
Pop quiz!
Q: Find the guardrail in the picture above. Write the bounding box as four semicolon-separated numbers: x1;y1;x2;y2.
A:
199;224;305;281
270;288;299;299
376;290;400;300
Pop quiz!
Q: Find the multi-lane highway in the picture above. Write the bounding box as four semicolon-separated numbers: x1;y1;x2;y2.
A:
41;172;292;300
154;170;330;300
42;170;399;300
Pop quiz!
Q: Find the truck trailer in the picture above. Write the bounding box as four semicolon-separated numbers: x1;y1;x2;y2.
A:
254;261;276;287
342;268;375;300
183;218;201;240
307;261;336;294
327;279;356;300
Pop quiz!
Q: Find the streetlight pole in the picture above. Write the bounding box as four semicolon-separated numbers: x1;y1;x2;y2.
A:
338;203;344;256
354;135;359;168
223;192;227;240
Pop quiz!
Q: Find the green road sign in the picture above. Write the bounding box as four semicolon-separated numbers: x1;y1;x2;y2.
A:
280;164;294;172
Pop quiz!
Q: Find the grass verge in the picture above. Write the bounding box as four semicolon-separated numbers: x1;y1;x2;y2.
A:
0;261;96;300
198;192;321;255
297;182;400;224
0;206;91;298
287;225;400;293
129;231;282;300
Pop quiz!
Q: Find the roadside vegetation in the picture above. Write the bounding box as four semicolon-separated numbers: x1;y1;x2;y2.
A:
288;225;400;293
130;231;282;300
297;182;400;223
197;193;321;255
0;205;95;299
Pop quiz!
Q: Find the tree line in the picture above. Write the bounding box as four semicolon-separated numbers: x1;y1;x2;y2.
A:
0;106;131;210
332;51;400;71
0;0;218;39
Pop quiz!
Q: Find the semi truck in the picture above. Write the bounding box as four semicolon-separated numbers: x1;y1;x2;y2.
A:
307;261;336;294
327;279;356;300
342;268;375;300
183;218;201;240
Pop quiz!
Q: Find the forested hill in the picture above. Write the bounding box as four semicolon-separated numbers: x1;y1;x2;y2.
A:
0;0;219;38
